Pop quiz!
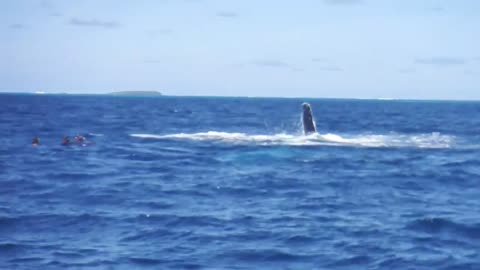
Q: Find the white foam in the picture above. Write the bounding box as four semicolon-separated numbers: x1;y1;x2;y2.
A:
131;131;455;149
88;133;104;137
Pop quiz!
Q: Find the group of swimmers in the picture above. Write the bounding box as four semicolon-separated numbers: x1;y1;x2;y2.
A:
32;135;92;146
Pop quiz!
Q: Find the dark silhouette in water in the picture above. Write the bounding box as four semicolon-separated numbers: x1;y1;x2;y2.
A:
62;136;70;145
302;103;317;135
32;137;40;146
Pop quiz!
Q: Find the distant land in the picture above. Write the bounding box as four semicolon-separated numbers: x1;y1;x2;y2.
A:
109;91;163;96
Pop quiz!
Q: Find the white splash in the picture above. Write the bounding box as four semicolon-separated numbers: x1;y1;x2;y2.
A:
131;131;454;149
88;133;104;137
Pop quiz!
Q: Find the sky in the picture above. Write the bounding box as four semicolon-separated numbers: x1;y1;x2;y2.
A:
1;0;479;99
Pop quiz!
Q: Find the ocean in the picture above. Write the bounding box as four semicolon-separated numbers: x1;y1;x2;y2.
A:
1;93;480;269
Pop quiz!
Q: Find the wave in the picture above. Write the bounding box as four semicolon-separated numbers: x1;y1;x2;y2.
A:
131;131;454;149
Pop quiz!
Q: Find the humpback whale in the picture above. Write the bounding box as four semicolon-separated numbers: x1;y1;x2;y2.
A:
302;103;317;134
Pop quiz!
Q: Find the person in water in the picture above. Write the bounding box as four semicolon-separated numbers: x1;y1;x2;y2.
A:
32;137;40;146
74;135;85;143
62;136;70;145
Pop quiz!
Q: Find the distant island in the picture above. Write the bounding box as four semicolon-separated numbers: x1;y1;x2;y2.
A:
109;91;163;96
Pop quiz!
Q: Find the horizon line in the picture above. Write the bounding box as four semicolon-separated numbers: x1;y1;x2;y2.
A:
1;91;480;102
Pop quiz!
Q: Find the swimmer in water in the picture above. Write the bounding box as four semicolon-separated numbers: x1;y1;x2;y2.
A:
32;137;40;146
74;135;85;143
62;136;70;145
75;135;95;146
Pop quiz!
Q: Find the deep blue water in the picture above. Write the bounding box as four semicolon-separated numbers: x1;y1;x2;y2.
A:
1;93;480;269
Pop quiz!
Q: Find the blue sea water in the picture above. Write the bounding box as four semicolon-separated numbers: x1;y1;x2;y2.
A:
1;93;480;269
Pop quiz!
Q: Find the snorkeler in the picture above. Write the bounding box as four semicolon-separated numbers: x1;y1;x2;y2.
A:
32;137;40;146
62;136;70;145
74;135;95;146
74;135;86;143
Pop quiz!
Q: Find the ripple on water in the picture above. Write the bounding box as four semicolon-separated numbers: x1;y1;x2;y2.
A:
406;217;480;240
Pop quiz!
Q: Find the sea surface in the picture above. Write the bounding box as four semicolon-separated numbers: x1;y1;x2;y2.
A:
1;93;480;270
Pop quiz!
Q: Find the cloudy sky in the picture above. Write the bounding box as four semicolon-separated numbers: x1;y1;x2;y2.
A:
1;0;479;99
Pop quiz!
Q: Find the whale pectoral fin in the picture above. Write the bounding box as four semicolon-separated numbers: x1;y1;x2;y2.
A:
302;103;317;134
